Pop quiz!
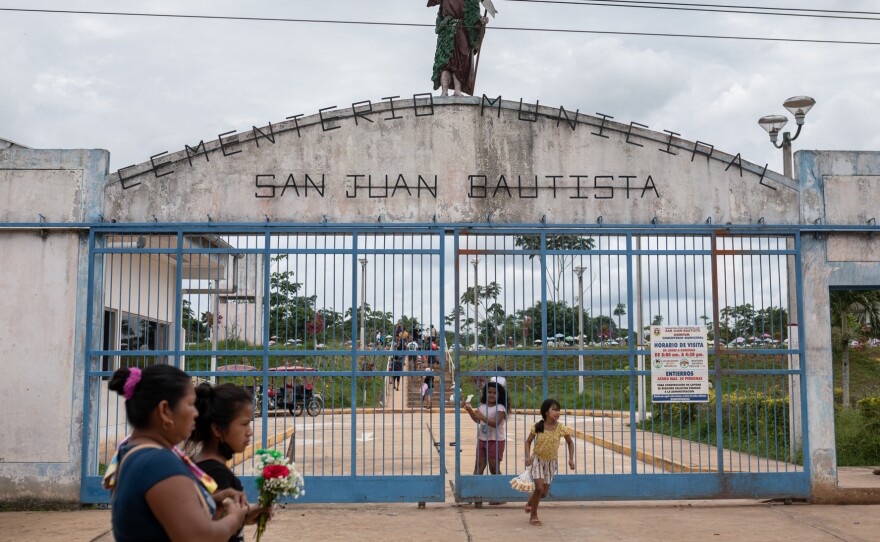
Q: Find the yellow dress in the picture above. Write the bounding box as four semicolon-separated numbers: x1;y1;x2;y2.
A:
529;422;571;484
532;423;571;461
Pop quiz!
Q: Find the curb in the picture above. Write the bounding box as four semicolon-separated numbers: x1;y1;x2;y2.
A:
571;428;711;473
231;426;296;468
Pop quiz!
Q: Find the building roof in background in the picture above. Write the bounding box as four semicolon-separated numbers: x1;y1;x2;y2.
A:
0;137;30;150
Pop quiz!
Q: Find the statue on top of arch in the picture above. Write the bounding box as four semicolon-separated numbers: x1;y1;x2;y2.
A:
427;0;497;96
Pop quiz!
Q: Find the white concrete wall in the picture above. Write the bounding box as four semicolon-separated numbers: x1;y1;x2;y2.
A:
796;150;880;501
0;148;107;500
217;301;263;345
0;233;80;464
103;98;799;226
217;253;264;345
102;251;178;356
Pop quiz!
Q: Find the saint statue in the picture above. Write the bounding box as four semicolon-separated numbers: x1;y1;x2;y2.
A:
427;1;493;96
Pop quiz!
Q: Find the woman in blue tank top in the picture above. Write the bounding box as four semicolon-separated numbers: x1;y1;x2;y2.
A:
104;365;248;541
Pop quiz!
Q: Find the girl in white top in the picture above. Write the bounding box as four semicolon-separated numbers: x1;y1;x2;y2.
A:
463;381;508;501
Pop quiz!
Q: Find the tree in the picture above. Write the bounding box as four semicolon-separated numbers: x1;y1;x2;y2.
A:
719;303;756;341
267;255;317;340
589;315;617;343
516;300;586;342
343;303;394;341
699;314;714;340
830;290;880;408
457;281;503;345
200;311;223;338
613;303;626;339
181;299;207;339
754;306;789;340
514;234;596;306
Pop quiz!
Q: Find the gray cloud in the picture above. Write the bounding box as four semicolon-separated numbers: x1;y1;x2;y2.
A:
1;0;876;176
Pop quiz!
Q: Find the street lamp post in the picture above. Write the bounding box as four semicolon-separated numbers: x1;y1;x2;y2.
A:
359;258;368;352
471;257;480;349
359;257;368;404
574;266;586;395
759;98;815;454
758;96;816;179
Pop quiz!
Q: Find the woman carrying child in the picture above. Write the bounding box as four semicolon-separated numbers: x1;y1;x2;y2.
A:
524;398;576;527
190;383;272;542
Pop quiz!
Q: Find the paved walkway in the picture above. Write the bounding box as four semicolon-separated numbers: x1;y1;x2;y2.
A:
2;500;879;542
10;407;876;541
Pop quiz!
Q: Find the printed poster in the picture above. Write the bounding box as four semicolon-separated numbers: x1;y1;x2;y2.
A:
650;326;709;403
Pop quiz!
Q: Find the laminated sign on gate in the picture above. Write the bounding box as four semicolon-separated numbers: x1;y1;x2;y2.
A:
650;326;709;403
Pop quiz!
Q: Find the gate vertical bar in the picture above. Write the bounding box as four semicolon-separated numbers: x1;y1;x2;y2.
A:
262;230;271;449
350;232;359;476
174;232;183;369
438;228;447;490
794;232;810;476
710;231;725;473
453;229;462;500
626;233;637;474
540;231;548;398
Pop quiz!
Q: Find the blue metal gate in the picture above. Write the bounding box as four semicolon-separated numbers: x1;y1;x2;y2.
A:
453;228;808;502
80;224;807;503
81;225;447;503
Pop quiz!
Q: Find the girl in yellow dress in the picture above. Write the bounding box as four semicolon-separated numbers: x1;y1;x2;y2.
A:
523;398;576;526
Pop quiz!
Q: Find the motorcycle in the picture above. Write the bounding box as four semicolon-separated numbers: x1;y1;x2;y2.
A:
255;384;277;411
267;364;324;417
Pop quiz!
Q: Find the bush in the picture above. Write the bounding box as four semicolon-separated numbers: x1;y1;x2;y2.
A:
857;396;880;424
836;406;880;466
644;389;793;461
719;389;790;458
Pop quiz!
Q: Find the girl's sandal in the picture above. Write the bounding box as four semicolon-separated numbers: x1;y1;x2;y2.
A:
524;504;532;514
529;517;543;527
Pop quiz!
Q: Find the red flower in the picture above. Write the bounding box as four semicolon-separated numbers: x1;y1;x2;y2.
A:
263;465;290;479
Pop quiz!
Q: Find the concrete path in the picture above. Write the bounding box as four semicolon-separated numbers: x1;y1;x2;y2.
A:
5;409;879;541
2;500;879;542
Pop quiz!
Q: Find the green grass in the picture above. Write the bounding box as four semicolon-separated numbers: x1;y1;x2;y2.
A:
835;407;880;466
172;341;802;413
831;346;880;465
832;346;880;404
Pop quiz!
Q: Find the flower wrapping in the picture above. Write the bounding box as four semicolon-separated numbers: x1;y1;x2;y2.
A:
509;468;535;493
254;449;304;541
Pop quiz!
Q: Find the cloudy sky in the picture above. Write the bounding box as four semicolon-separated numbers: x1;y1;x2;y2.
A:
3;1;855;329
2;0;879;176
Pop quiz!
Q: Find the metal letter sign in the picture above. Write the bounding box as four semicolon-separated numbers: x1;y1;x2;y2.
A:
650;326;709;403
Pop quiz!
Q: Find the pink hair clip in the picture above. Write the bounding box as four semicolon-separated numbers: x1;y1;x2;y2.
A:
123;367;142;400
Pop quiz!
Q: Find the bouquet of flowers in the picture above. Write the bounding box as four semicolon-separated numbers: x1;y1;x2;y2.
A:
254;449;304;541
509;469;535;493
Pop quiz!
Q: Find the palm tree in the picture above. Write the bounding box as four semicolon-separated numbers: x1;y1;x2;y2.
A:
513;234;595;306
830;290;880;408
613;303;626;340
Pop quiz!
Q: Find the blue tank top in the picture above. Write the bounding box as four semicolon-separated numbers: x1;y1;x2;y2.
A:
111;445;216;541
